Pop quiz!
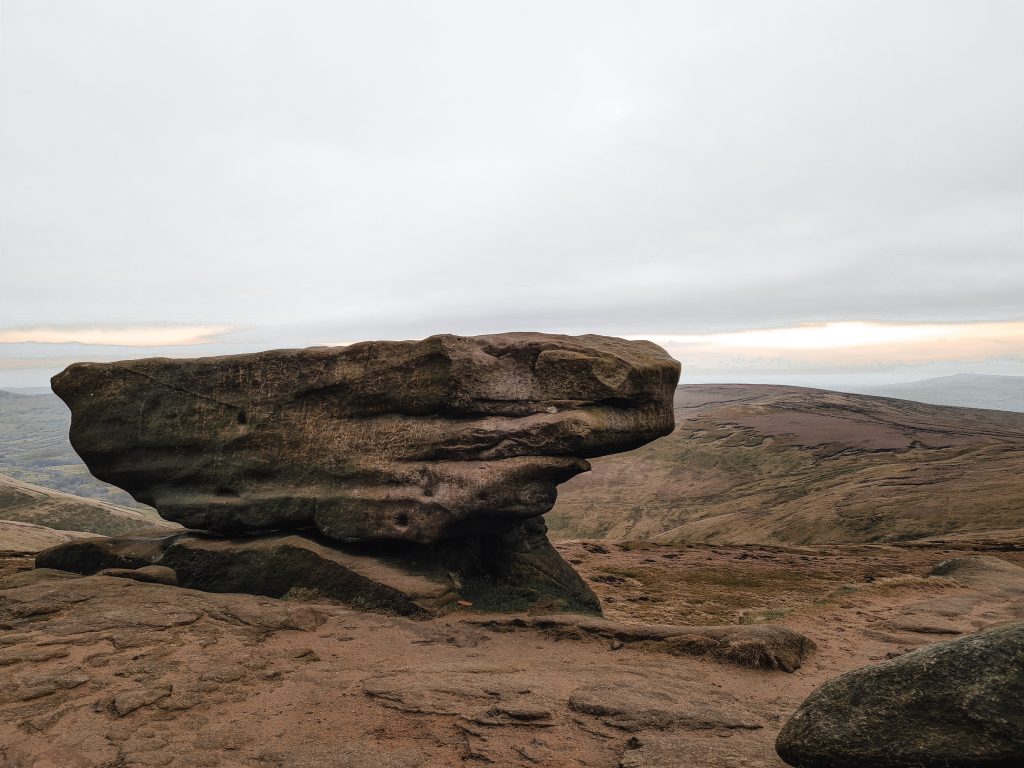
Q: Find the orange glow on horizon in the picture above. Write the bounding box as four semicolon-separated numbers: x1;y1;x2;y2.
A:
630;321;1024;369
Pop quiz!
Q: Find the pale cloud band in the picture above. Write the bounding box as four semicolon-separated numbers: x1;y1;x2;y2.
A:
633;321;1024;376
0;325;236;347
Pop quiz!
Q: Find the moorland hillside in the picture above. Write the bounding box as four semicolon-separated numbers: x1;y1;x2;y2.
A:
550;384;1024;545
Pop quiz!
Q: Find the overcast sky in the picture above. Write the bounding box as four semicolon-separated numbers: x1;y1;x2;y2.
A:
1;1;1022;387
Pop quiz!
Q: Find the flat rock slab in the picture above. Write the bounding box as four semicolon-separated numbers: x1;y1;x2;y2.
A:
568;679;762;731
51;333;679;543
0;565;792;768
467;614;814;671
36;520;600;617
776;622;1024;767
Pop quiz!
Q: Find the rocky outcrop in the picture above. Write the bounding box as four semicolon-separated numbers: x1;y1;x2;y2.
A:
51;333;678;542
776;623;1024;767
42;333;677;615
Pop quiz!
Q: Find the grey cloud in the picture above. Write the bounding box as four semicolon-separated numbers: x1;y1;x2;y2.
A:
1;0;1022;342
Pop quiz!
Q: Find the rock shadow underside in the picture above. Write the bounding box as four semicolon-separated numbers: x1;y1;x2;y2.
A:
35;517;600;618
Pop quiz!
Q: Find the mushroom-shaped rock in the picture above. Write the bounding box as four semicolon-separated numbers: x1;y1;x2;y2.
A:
51;333;679;543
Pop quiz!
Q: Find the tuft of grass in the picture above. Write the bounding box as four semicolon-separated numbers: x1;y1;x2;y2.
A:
281;585;323;602
817;575;961;605
863;574;961;591
738;608;791;625
458;576;596;615
813;587;855;606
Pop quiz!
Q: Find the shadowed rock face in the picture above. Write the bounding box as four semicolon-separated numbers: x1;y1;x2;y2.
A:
51;333;679;544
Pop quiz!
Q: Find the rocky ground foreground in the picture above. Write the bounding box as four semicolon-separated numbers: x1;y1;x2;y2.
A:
2;539;1021;768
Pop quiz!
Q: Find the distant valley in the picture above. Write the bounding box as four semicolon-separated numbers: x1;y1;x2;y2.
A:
0;388;146;508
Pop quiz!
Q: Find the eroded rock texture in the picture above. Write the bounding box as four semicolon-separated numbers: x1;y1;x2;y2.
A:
44;333;677;615
52;333;678;543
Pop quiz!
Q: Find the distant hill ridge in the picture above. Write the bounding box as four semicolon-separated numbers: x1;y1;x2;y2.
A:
0;472;177;537
549;384;1024;545
850;374;1024;413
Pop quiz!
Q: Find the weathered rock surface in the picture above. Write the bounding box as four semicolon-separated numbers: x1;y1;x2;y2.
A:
776;622;1024;768
36;517;600;617
98;565;180;586
52;333;678;543
568;679;762;731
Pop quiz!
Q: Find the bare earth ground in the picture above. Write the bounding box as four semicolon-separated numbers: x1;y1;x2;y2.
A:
2;540;1022;768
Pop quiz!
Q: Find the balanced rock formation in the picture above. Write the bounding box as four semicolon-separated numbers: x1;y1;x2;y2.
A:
51;333;677;541
776;622;1024;767
40;333;680;615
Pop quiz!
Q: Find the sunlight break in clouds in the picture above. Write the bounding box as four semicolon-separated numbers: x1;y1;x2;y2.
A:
0;325;235;347
634;322;1024;350
631;321;1024;369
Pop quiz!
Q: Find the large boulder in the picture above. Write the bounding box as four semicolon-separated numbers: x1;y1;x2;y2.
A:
51;333;678;543
776;623;1024;767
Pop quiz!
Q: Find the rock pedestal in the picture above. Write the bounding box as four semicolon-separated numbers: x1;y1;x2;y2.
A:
40;333;680;615
37;518;601;617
